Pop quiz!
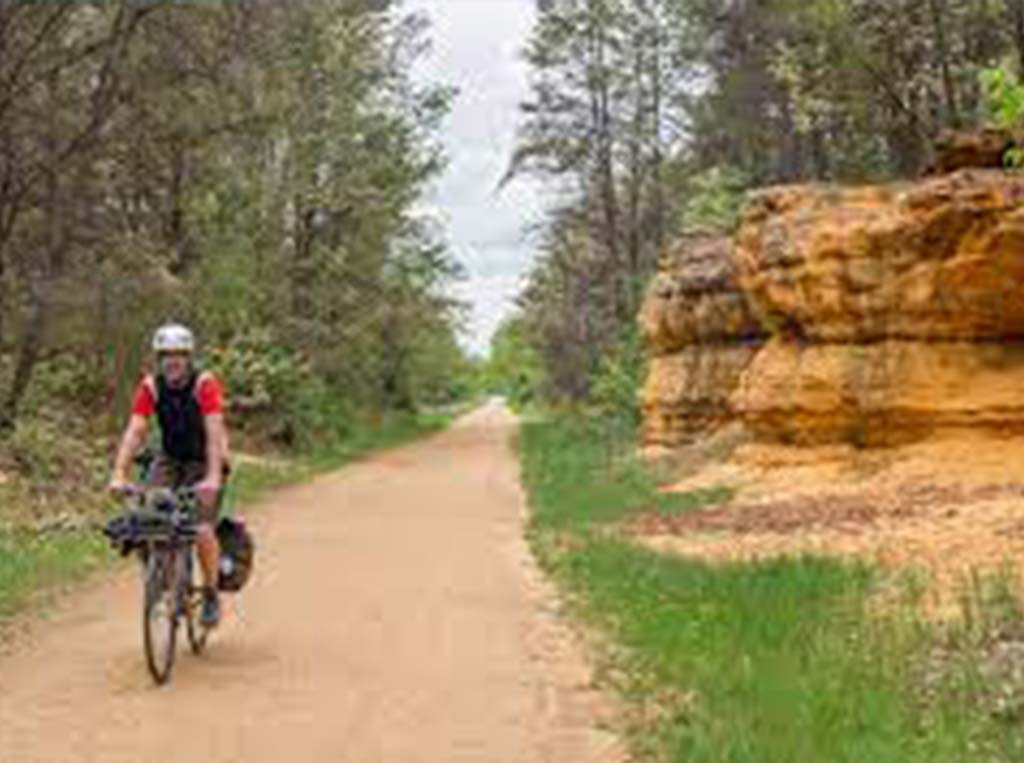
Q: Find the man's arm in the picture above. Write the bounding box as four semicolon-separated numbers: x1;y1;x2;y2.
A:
203;413;226;484
219;413;231;467
111;414;149;485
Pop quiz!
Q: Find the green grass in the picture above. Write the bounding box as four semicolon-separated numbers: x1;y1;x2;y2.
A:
519;414;728;530
0;530;110;619
0;409;458;627
519;415;1024;763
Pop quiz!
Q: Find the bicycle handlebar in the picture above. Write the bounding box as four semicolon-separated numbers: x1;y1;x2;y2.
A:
114;484;198;507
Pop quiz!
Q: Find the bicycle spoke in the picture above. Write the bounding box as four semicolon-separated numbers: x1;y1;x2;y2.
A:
143;550;178;685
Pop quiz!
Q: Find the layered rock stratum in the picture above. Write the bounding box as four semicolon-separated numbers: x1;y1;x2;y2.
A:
639;236;764;448
638;165;1024;609
641;169;1024;448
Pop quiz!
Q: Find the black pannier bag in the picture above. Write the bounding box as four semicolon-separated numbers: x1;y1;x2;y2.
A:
216;516;255;593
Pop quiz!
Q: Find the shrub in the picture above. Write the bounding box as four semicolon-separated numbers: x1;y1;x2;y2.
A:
205;330;352;451
980;65;1024;167
589;329;646;429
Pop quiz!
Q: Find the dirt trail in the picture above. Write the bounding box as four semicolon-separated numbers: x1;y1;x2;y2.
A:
0;403;622;763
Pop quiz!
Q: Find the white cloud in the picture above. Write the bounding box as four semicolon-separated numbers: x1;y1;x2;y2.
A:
452;272;526;355
407;0;545;355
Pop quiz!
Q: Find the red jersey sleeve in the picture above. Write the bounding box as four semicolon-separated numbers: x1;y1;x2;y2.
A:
196;373;225;416
130;378;156;416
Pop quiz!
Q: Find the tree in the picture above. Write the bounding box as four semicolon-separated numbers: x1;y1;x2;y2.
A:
505;0;1024;406
485;315;542;408
0;2;161;427
0;0;467;439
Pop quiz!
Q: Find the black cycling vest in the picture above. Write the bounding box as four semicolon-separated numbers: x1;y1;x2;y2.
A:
155;372;207;463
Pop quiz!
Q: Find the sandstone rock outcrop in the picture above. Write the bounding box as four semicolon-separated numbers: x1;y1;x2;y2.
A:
642;169;1024;449
733;340;1024;446
735;171;1024;342
928;128;1024;175
640;236;764;448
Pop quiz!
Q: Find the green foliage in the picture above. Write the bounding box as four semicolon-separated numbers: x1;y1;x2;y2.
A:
206;331;314;417
980;65;1024;130
510;0;1024;407
204;330;351;451
0;1;466;439
678;167;750;235
588;329;646;427
398;320;480;409
484;316;543;410
18;359;109;416
0;404;108;502
980;65;1024;168
1;420;64;482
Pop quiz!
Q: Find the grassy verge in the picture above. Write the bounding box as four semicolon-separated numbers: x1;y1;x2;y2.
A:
520;414;1024;763
0;530;111;620
0;409;458;626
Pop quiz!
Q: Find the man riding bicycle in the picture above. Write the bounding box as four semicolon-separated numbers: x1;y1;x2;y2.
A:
109;323;229;628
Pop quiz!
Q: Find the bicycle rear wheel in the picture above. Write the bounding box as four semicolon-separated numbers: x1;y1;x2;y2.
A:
143;548;178;685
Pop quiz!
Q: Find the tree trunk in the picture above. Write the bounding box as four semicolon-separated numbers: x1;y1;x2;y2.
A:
588;11;623;322
0;241;6;356
1;65;60;430
0;278;44;430
649;19;666;262
625;39;644;303
776;96;802;182
1008;0;1024;73
291;197;316;329
165;139;193;276
929;0;961;127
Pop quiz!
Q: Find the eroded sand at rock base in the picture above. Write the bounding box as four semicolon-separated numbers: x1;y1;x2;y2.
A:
635;435;1024;616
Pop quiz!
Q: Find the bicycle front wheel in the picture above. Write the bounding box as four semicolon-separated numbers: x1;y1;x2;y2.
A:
143;548;178;685
185;550;208;655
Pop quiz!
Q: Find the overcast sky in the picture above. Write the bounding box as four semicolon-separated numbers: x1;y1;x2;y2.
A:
406;0;544;356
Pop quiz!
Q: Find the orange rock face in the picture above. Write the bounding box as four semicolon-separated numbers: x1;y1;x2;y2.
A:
733;340;1024;446
736;171;1024;342
640;236;764;447
642;170;1024;449
640;236;762;352
928;128;1024;175
643;347;760;447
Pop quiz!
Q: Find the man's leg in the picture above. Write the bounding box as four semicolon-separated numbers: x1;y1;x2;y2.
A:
186;462;222;627
196;522;221;588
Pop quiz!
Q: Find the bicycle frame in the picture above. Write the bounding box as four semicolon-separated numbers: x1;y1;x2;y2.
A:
117;486;207;685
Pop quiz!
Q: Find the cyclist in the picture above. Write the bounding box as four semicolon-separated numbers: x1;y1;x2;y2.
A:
109;323;230;628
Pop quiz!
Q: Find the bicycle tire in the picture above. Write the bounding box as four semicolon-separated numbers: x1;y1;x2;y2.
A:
185;551;208;655
143;549;178;685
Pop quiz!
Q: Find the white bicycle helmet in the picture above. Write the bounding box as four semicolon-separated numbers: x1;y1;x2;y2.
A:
152;323;195;354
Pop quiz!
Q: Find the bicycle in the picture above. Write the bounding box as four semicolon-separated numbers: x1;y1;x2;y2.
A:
104;485;211;685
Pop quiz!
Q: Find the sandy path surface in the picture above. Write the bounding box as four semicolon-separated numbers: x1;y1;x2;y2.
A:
0;403;622;763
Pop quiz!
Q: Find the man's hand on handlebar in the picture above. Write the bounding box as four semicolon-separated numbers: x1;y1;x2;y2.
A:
108;476;138;498
194;478;221;511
